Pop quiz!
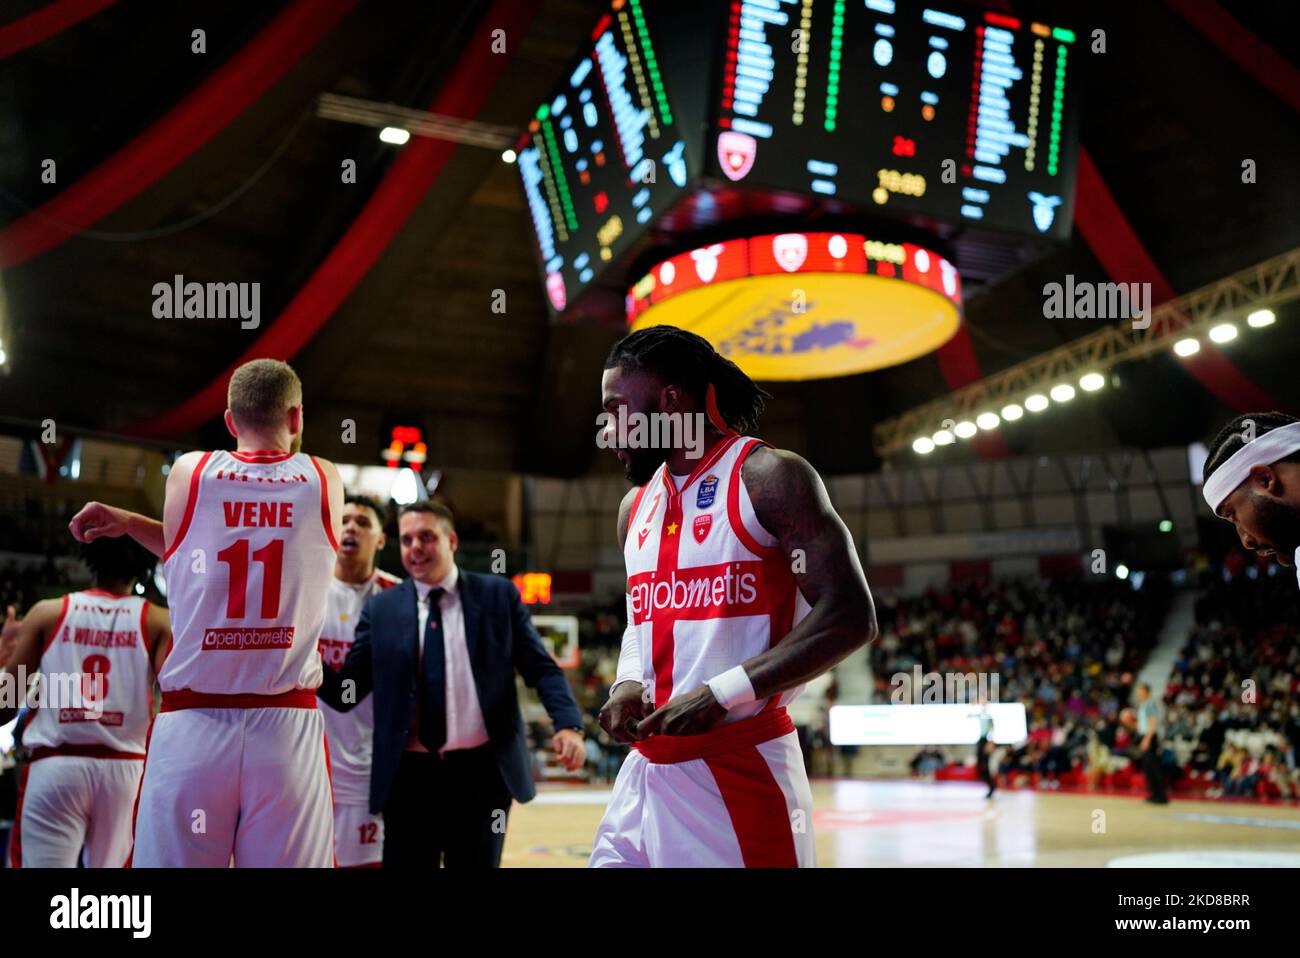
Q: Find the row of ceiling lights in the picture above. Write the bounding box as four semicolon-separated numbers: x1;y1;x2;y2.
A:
913;309;1277;455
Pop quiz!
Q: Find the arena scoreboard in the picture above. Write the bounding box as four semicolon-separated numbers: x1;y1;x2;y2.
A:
518;0;1080;316
515;0;696;314
713;0;1079;239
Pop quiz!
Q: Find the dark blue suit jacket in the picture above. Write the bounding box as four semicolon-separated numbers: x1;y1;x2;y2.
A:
317;569;583;814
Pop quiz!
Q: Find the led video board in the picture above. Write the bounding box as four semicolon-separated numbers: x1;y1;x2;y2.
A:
515;0;692;314
713;0;1079;239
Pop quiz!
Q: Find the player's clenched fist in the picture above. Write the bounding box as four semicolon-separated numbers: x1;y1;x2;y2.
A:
599;681;651;744
69;501;129;543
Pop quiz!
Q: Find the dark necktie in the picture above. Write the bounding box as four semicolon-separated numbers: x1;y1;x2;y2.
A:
419;587;446;751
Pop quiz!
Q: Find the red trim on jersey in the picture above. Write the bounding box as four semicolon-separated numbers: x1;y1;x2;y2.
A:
139;599;154;715
650;469;685;707
628;483;649;534
163;450;213;561
310;456;339;552
9;762;30;867
661;434;741;503
634;706;793;763
323;729;337;868
30;744;146;761
229;449;294;463
161;688;319;710
341;861;383;868
705;744;799;867
125;714;155;868
726;438;780;558
42;593;71;655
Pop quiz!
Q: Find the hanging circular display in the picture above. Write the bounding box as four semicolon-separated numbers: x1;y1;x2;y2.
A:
625;232;963;381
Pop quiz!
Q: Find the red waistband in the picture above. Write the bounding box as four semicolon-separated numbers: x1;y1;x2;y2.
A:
31;744;146;762
632;707;794;764
161;688;319;711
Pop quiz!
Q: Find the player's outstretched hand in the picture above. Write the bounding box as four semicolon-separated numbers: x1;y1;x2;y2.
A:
599;681;652;744
636;685;728;739
69;501;129;543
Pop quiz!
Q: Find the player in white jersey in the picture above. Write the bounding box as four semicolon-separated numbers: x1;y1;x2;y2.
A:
69;358;344;867
0;537;170;867
318;494;399;867
590;326;877;867
1202;412;1300;582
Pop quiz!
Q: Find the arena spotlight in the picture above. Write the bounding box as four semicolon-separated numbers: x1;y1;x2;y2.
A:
390;467;420;504
953;420;977;439
1000;403;1024;421
1115;563;1130;580
913;436;936;454
1159;519;1173;533
1078;372;1105;392
1208;322;1237;344
1247;308;1276;328
932;429;955;446
1173;337;1200;357
1024;393;1049;413
976;411;1000;430
501;148;518;164
1049;383;1075;403
379;126;411;145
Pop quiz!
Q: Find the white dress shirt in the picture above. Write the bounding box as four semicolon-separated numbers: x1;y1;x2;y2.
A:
405;568;490;754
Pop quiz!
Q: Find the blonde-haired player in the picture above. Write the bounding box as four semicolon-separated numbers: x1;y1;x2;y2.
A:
70;358;343;867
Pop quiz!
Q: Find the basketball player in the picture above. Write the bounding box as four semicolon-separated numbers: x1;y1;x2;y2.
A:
68;358;343;867
590;326;877;868
0;537;169;867
318;495;399;867
1203;411;1300;582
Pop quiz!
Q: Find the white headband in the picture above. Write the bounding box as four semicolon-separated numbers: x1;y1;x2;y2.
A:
1203;421;1300;511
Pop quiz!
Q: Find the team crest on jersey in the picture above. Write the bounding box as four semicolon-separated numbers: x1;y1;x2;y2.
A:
693;513;712;543
697;475;719;508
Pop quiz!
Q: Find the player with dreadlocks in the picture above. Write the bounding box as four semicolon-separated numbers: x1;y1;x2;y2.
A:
1;537;170;866
590;324;877;867
1203;411;1300;581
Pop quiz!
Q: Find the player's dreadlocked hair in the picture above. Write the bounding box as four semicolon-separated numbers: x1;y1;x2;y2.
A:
1203;411;1300;484
605;325;771;435
81;535;155;589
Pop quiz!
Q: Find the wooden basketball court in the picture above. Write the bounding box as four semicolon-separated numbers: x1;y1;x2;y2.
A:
502;779;1300;867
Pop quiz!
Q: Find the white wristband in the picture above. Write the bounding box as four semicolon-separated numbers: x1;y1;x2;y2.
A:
706;665;756;710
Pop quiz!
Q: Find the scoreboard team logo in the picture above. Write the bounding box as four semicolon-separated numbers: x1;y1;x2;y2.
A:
717;131;756;182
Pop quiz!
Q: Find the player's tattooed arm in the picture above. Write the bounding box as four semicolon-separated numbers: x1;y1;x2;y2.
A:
599;486;652;744
637;449;876;737
737;447;877;700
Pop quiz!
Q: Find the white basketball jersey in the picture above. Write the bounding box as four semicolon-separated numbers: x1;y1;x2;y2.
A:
24;591;152;754
623;435;810;723
160;449;337;695
317;569;399;805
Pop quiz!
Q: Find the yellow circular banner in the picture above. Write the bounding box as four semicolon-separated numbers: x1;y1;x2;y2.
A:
630;272;961;381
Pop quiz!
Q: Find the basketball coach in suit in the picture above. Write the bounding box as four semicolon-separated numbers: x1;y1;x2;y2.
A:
318;501;584;868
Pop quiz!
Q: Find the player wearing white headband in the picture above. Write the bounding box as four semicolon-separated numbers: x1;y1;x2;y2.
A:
1203;412;1300;579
